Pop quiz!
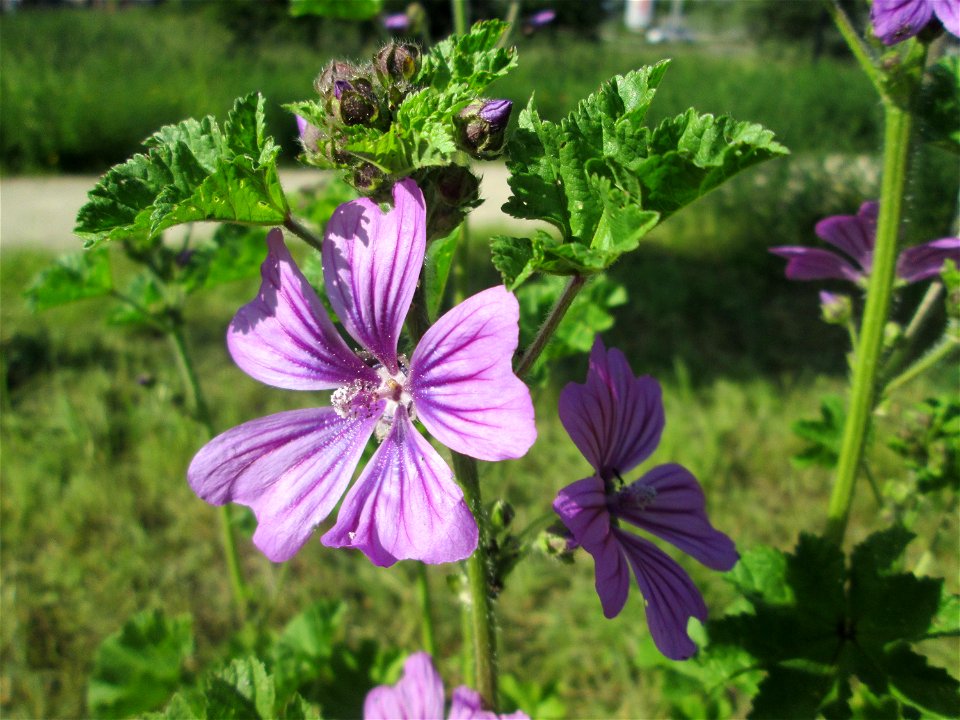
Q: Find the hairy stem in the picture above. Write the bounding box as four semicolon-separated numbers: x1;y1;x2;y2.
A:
169;325;249;613
284;214;324;253
824;0;888;101
826;103;912;545
515;275;587;378
883;332;959;396
452;451;498;709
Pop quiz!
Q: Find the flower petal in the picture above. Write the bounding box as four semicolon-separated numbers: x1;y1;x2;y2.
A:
871;0;934;44
614;464;738;571
768;246;863;283
322;408;478;566
896;237;960;283
449;687;530;720
933;0;960;37
815;201;877;269
323;179;426;373
364;652;445;720
410;286;536;461
227;229;374;390
558;338;663;475
187;407;379;562
615;529;708;660
553;475;630;618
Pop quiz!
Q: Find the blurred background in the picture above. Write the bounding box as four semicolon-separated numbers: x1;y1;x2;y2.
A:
1;1;957;718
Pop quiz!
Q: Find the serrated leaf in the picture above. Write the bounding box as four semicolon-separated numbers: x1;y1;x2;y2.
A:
883;644;960;717
418;20;517;91
76;93;287;248
490;233;544;289
929;589;960;638
748;665;836;720
290;0;382;19
86;609;193;719
212;657;276;720
24;248;113;311
791;394;845;469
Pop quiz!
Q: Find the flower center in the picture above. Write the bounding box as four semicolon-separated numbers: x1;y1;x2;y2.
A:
614;483;657;511
331;355;415;441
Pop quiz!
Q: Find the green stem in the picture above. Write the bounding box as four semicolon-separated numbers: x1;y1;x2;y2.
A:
169;325;249;612
452;451;498;709
882;282;944;380
824;0;888;101
496;0;521;49
825;104;912;545
284;214;324;254
451;0;469;36
416;563;439;658
883;333;959;396
515;275;587;379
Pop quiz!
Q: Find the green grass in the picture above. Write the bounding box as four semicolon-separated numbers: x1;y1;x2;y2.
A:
2;6;882;172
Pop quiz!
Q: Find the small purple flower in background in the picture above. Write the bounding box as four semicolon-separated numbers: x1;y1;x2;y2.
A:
365;652;529;720
522;8;556;35
188;179;536;566
770;201;960;286
382;11;411;32
552;339;738;661
871;0;959;45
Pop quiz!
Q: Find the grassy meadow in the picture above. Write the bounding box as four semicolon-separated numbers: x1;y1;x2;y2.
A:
2;4;959;719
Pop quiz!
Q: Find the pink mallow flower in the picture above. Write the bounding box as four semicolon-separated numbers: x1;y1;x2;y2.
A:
770;201;960;286
365;652;528;720
871;0;959;45
188;179;536;566
552;339;738;661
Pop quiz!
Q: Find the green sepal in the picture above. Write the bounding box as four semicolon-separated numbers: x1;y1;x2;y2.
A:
24;248;113;311
75;93;287;248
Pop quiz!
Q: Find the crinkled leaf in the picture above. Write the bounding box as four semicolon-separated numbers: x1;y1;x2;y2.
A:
87;609;193;719
748;666;837;720
490;232;546;290
791;394;845;469
418;19;517;91
883;644;960;717
24;248;113;311
210;657;276;720
290;0;382;19
725;545;793;605
76;93;287;248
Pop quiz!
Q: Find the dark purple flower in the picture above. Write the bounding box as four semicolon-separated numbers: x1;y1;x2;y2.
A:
478;99;512;131
365;653;529;720
552;339;738;660
188;180;536;566
770;201;960;286
871;0;959;45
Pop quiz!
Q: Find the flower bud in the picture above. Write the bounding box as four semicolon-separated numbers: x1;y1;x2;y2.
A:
352;162;385;193
295;114;321;154
819;291;852;326
336;78;380;127
490;499;515;530
374;42;421;84
456;99;513;159
315;60;357;98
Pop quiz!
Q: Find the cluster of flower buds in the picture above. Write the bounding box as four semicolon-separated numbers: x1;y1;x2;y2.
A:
455;99;513;160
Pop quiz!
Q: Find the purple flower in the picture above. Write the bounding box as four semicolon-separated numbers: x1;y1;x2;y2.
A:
382;12;411;32
871;0;959;45
188;179;536;566
478;100;512;131
552;339;738;660
365;653;529;720
770;201;960;286
524;8;556;30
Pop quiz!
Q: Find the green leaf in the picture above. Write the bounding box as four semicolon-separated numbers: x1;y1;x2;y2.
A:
87;609;193;719
424;228;459;318
883;644;960;717
917;55;960;154
725;545;793;605
490;232;545;290
748;666;836;720
791;394;845;468
271;600;345;698
418;20;517;91
209;657;276;720
76;93;287;248
290;0;382;19
24;248;113;311
499;674;566;719
108;272;167;327
929;589;960;638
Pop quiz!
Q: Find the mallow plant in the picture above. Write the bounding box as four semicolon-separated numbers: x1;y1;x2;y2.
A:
25;1;958;717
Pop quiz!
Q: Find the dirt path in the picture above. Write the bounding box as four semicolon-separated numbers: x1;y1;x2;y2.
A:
0;164;532;253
